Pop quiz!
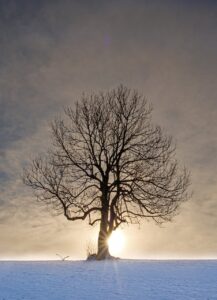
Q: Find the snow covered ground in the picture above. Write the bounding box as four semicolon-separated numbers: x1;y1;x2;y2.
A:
0;260;216;300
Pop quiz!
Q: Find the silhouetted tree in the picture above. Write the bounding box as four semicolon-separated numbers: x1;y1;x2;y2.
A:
23;86;190;259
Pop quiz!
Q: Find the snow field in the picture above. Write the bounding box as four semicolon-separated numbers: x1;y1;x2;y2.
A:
0;260;217;300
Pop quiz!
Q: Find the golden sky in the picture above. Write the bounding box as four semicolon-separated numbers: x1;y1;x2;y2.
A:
0;0;217;260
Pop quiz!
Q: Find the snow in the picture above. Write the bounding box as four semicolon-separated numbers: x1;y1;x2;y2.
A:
0;260;216;300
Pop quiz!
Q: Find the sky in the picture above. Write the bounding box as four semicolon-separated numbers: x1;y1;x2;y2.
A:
0;0;217;260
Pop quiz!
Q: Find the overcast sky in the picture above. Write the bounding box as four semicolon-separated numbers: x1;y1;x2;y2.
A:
0;0;217;260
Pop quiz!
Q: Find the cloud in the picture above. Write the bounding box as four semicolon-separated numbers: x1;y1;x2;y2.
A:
0;0;217;258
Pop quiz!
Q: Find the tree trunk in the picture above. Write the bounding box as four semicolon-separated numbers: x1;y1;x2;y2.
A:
97;227;110;260
97;207;111;260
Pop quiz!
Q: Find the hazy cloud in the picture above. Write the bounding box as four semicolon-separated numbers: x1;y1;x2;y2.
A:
0;0;217;259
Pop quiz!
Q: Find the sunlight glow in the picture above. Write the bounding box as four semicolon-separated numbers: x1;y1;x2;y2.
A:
108;230;125;256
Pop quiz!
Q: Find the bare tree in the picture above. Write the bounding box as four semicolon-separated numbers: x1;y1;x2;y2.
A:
23;86;190;260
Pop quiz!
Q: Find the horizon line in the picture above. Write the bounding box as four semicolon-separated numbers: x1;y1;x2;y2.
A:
1;257;217;262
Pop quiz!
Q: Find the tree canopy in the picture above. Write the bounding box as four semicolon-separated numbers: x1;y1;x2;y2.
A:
24;86;190;259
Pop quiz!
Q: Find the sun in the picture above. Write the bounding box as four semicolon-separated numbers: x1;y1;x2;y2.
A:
108;230;125;256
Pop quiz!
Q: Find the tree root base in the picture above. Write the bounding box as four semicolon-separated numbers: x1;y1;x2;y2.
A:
86;253;120;261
